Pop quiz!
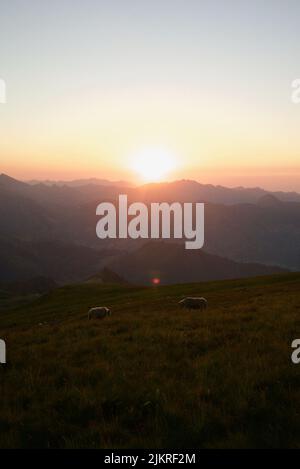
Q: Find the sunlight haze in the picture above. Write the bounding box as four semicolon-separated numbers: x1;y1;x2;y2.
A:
1;0;300;190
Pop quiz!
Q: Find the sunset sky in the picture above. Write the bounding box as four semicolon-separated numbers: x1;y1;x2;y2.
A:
1;0;300;190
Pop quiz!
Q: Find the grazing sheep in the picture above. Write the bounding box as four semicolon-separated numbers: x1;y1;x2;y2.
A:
88;306;111;320
179;297;208;310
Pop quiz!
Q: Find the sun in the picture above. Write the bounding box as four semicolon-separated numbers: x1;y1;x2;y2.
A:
131;147;176;182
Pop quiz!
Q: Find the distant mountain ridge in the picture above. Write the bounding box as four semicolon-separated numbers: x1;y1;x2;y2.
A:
0;237;120;283
109;241;287;285
135;179;300;204
85;267;128;285
2;173;300;205
0;173;299;283
26;177;135;188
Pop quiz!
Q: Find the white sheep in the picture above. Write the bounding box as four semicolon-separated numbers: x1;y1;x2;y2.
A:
88;306;111;320
179;297;208;310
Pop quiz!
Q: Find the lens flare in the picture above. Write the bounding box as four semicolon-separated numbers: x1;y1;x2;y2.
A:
152;277;161;285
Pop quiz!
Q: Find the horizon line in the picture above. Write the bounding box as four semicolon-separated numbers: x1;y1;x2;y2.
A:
1;171;300;196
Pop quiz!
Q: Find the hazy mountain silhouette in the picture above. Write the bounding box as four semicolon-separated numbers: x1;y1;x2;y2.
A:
0;237;120;283
109;241;287;285
134;180;300;204
203;197;300;270
0;173;28;191
85;267;128;285
2;174;300;207
0;174;299;283
26;177;134;188
256;193;283;207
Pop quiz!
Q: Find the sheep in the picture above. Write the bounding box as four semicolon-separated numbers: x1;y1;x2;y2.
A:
179;297;208;310
88;306;111;320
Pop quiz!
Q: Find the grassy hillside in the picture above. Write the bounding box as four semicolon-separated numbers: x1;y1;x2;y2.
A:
1;273;300;448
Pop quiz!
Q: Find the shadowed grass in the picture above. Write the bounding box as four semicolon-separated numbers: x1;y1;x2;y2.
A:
1;273;300;448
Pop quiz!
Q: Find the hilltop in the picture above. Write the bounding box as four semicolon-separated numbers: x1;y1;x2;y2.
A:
0;272;300;448
109;241;287;285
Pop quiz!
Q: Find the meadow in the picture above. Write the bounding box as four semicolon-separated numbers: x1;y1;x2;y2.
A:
0;273;300;448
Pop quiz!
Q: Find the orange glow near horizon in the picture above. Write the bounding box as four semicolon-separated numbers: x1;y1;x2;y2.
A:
1;79;300;192
2;161;300;192
1;3;300;193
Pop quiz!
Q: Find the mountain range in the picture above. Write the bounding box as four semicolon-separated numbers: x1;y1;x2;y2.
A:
109;241;287;285
0;173;299;285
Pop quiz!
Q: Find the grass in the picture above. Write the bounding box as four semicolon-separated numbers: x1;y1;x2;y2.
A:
1;273;300;448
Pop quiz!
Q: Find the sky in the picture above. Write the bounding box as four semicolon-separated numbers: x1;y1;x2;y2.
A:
0;0;300;190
